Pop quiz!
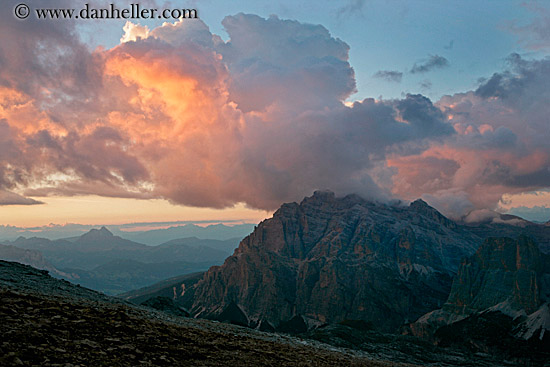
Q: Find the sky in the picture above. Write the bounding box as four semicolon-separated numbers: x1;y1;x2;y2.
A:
1;0;550;227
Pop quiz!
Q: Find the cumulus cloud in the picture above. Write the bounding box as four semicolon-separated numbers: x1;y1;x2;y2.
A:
0;5;457;211
373;70;403;83
410;54;449;74
1;2;549;219
390;54;550;218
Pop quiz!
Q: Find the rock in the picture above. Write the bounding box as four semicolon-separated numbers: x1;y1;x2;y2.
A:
277;315;308;334
410;235;550;351
190;192;480;331
214;301;249;327
445;236;544;315
140;296;189;317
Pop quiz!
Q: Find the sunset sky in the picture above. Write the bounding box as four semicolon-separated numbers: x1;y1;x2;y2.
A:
1;0;550;227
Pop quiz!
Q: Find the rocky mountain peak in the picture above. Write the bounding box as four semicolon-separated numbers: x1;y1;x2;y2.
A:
410;198;456;229
190;192;481;332
311;189;336;200
80;227;113;240
410;198;429;208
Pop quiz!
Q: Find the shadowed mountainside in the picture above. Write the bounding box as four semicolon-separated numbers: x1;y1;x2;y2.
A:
191;191;482;331
410;236;550;348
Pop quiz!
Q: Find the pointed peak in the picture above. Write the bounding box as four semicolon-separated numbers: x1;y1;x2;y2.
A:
409;198;456;228
99;226;112;234
82;226;113;238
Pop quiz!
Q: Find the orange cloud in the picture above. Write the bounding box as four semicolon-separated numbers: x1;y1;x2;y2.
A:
1;6;550;222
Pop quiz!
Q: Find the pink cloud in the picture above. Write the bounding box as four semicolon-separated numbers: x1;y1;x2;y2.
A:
1;4;549;219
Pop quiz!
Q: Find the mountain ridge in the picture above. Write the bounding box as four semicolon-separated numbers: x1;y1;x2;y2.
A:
187;191;483;331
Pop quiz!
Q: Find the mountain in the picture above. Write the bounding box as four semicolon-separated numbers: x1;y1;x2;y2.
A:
8;227;147;269
445;236;546;314
7;228;239;294
409;236;550;355
0;260;386;367
157;236;240;254
64;259;213;295
9;228;237;270
115;223;255;245
119;272;205;304
0;222;255;243
0;243;69;278
186;191;482;332
463;218;550;254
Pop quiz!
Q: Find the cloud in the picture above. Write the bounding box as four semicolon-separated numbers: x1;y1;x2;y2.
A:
218;13;355;112
1;4;550;220
373;70;403;83
410;54;449;74
0;9;458;211
390;54;550;218
0;190;42;205
420;80;432;90
337;0;367;18
508;3;550;50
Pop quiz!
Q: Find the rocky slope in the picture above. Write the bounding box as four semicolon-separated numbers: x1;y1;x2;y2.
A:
119;272;204;304
409;236;550;357
0;260;401;367
188;191;482;332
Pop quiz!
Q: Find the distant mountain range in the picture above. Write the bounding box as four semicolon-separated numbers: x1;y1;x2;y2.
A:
0;227;241;294
115;223;256;245
0;222;255;244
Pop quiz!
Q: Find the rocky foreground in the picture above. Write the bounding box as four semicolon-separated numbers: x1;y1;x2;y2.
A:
0;260;405;367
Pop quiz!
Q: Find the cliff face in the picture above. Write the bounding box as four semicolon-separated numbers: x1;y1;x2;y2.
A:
410;236;550;339
190;191;480;331
446;236;543;315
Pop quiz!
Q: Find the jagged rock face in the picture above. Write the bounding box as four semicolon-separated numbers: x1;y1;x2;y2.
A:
190;191;480;331
409;236;550;340
445;236;544;315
